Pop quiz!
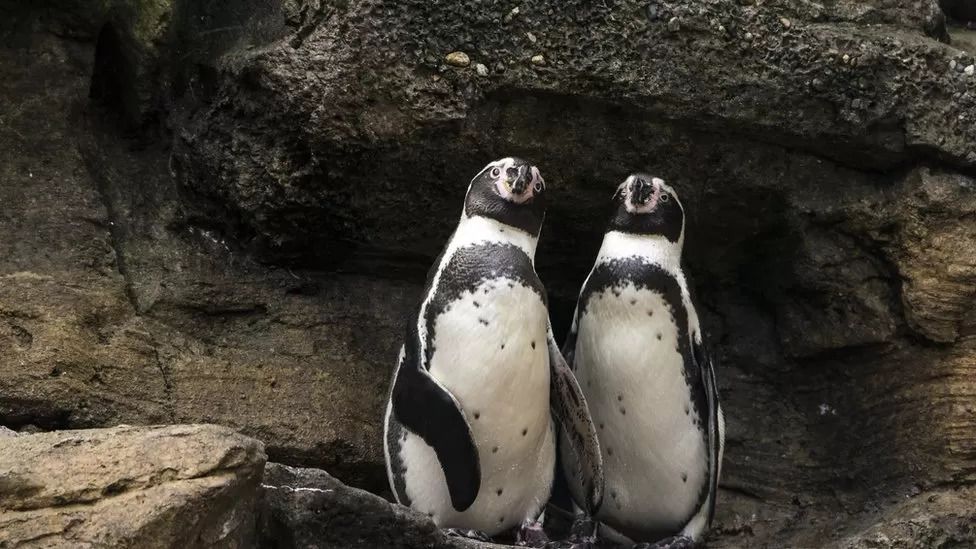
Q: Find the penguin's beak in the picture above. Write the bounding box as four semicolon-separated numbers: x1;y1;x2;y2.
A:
509;165;531;196
629;177;654;207
622;174;664;213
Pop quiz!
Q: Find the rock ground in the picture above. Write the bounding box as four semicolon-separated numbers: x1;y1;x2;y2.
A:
0;0;975;547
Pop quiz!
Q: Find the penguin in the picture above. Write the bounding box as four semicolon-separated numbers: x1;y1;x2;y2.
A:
560;174;725;549
383;158;604;544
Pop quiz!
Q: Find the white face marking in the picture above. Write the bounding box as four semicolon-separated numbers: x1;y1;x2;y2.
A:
616;175;678;214
482;158;544;204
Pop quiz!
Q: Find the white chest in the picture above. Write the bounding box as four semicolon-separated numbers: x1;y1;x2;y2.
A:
400;277;555;534
574;282;707;535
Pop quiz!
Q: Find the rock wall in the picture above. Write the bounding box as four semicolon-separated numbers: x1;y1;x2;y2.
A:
1;0;975;547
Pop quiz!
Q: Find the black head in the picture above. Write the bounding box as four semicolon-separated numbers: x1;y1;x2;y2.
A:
464;157;547;235
608;174;685;243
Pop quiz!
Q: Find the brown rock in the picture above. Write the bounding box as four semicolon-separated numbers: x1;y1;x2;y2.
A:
445;51;471;67
0;424;266;548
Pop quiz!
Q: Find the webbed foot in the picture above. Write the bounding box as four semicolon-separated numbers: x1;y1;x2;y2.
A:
632;535;696;549
516;517;549;547
445;528;493;542
542;514;599;549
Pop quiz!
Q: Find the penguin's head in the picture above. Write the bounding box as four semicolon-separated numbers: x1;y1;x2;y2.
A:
464;157;547;235
608;173;685;244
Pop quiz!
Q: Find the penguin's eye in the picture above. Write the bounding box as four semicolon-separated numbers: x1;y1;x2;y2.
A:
660;193;670;202
490;167;501;178
534;180;544;193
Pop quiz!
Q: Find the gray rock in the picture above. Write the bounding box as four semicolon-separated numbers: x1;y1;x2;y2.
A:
0;427;17;438
0;424;266;548
258;463;503;549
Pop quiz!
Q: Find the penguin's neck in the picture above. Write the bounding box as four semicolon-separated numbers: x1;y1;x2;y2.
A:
454;214;539;261
596;230;683;276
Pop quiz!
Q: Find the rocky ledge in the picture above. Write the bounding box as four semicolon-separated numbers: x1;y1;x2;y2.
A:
3;424;975;548
0;425;505;549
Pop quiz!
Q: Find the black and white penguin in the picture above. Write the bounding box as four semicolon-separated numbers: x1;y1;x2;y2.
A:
560;174;725;548
384;158;604;543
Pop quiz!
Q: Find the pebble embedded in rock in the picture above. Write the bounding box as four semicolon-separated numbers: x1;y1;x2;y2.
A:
667;17;681;32
504;6;520;23
475;63;489;76
526;32;537;43
966;65;975;76
531;54;546;66
780;17;791;28
445;51;470;67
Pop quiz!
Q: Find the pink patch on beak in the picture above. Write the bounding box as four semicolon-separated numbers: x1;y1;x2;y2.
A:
625;177;663;214
494;163;539;204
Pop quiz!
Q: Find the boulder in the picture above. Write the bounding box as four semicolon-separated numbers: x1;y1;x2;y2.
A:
0;424;266;548
259;463;503;549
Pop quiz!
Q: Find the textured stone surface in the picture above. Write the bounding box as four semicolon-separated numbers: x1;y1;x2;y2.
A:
838;487;976;549
0;0;974;547
259;463;503;549
0;4;414;493
0;424;266;548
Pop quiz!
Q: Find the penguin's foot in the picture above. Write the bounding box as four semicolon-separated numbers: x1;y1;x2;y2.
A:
632;535;696;549
568;514;598;539
515;517;549;547
541;514;599;549
445;528;493;542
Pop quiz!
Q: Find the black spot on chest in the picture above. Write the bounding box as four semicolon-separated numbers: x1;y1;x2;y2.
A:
423;242;544;364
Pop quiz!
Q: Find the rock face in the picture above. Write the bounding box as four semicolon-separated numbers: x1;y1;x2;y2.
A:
0;1;410;492
1;0;975;547
0;424;266;548
259;463;501;549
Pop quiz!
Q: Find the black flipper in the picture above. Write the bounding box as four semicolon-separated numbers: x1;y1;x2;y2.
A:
691;338;721;527
547;323;604;514
391;336;481;511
